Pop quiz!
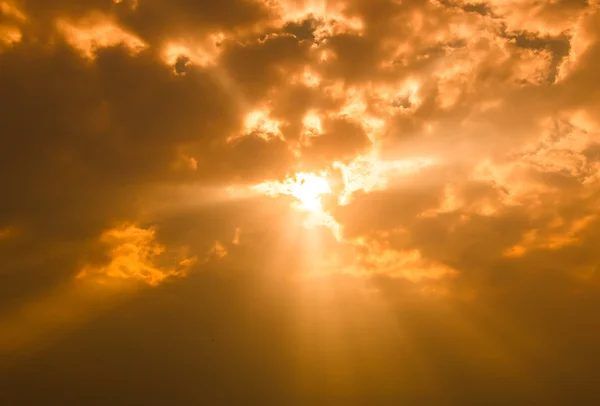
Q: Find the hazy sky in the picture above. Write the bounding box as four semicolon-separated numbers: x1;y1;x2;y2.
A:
1;0;600;404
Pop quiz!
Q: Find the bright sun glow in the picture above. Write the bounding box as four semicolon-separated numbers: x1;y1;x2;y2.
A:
254;172;331;213
290;173;331;212
246;152;434;244
251;172;342;240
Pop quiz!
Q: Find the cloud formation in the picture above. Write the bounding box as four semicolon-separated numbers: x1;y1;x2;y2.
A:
2;0;600;404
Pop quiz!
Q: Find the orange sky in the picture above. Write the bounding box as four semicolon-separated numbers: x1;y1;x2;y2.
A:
1;0;600;404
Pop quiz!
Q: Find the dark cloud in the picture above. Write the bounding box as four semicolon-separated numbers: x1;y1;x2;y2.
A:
219;33;313;102
299;117;372;169
119;0;273;45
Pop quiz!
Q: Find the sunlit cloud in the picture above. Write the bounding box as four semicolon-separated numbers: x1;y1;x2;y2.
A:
289;66;322;87
300;110;323;144
76;225;196;287
556;8;599;81
505;214;598;257
207;240;228;260
312;17;364;43
162;32;227;71
4;0;600;399
232;227;242;245
370;79;422;114
112;0;138;10
334;153;435;205
56;14;147;59
275;0;340;21
170;149;199;172
228;106;284;143
0;223;197;355
484;0;590;36
350;240;457;282
274;0;363;34
0;1;26;21
0;24;20;46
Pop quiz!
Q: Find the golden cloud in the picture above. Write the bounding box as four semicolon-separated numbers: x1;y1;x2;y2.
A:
56;14;147;59
76;225;196;286
3;0;600;401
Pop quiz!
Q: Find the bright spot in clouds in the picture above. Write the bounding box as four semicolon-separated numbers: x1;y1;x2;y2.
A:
253;172;332;214
5;1;600;399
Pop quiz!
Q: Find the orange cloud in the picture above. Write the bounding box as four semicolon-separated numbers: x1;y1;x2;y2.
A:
56;14;147;59
76;225;196;286
0;1;26;21
4;0;600;401
0;24;19;46
351;240;457;282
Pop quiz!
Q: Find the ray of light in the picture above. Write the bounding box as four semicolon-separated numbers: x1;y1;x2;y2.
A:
0;279;134;360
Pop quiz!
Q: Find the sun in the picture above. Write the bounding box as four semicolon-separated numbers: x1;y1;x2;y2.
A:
287;173;331;212
253;172;332;214
250;172;343;239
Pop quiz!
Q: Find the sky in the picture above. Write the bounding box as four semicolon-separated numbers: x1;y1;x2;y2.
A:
1;0;600;404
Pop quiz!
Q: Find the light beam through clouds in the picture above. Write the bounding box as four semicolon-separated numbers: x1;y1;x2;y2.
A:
2;0;600;404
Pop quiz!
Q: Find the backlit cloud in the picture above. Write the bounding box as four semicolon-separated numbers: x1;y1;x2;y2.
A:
56;14;147;59
2;1;600;404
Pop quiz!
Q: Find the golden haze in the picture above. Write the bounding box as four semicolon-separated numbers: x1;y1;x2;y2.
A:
1;0;600;404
